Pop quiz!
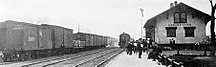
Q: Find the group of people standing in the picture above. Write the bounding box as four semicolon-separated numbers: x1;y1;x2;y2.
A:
126;38;162;60
169;38;176;49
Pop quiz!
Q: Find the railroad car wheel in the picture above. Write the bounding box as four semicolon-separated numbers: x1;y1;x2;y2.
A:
6;57;10;62
36;51;40;58
12;52;18;61
51;50;55;56
17;53;22;61
4;54;11;62
48;50;51;57
24;53;28;60
19;53;26;61
15;52;20;61
31;51;36;59
18;53;22;61
26;52;31;60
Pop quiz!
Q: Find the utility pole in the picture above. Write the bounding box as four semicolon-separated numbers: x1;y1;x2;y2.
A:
78;23;80;33
140;8;144;39
209;0;216;56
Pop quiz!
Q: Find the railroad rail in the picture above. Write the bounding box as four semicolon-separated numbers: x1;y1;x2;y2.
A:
95;49;124;67
22;48;117;67
0;48;117;67
43;48;122;67
74;49;124;67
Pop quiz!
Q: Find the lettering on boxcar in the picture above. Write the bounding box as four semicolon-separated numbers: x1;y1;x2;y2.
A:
13;25;23;30
28;37;35;41
24;31;37;42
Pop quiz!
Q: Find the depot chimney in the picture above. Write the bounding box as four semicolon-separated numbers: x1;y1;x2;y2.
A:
170;3;174;8
174;1;178;6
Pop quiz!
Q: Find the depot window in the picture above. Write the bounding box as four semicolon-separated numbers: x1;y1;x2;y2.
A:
174;12;180;23
174;12;187;23
184;27;195;37
166;27;177;37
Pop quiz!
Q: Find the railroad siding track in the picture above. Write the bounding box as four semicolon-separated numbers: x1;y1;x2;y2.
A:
22;48;120;67
94;49;124;67
74;49;121;67
0;48;114;67
76;49;124;67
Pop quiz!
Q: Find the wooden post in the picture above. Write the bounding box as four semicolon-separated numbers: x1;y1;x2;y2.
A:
209;0;216;56
165;57;168;67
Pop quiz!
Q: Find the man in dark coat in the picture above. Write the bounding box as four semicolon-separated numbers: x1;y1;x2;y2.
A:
126;42;134;55
170;38;175;49
142;39;148;52
148;42;162;61
137;38;143;58
173;38;176;49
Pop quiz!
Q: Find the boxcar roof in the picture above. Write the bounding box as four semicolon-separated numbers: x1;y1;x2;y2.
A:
2;20;38;27
74;32;104;37
40;24;73;31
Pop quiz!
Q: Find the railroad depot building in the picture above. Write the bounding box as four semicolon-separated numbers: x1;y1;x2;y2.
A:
144;2;211;46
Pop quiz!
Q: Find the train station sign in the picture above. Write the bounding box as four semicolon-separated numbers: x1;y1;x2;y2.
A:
168;23;192;27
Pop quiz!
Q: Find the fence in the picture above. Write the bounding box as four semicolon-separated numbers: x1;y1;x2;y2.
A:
157;54;184;67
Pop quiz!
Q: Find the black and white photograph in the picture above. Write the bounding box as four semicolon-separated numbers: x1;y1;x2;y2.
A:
0;0;215;67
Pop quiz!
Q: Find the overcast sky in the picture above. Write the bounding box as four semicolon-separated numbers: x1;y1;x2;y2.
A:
0;0;214;39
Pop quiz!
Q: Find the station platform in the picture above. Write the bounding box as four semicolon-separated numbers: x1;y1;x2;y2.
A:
106;51;164;67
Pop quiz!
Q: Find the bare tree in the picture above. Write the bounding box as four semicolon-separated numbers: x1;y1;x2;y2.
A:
209;0;216;56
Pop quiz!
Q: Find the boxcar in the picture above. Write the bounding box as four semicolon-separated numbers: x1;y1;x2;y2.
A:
41;24;73;48
107;36;118;47
0;21;42;61
0;21;76;62
63;28;73;48
73;33;86;47
73;32;108;48
0;20;39;51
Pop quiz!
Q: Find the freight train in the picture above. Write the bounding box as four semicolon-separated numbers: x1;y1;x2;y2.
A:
0;20;116;62
73;32;107;48
106;36;118;47
118;32;131;48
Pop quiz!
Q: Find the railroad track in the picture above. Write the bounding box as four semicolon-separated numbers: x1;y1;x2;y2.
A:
44;48;122;67
75;49;124;67
20;48;119;67
0;48;116;67
95;49;124;67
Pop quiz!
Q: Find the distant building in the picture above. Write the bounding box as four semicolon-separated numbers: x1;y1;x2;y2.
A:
144;1;211;46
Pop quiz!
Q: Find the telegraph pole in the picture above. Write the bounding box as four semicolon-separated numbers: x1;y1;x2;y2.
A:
140;8;144;39
78;23;80;33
